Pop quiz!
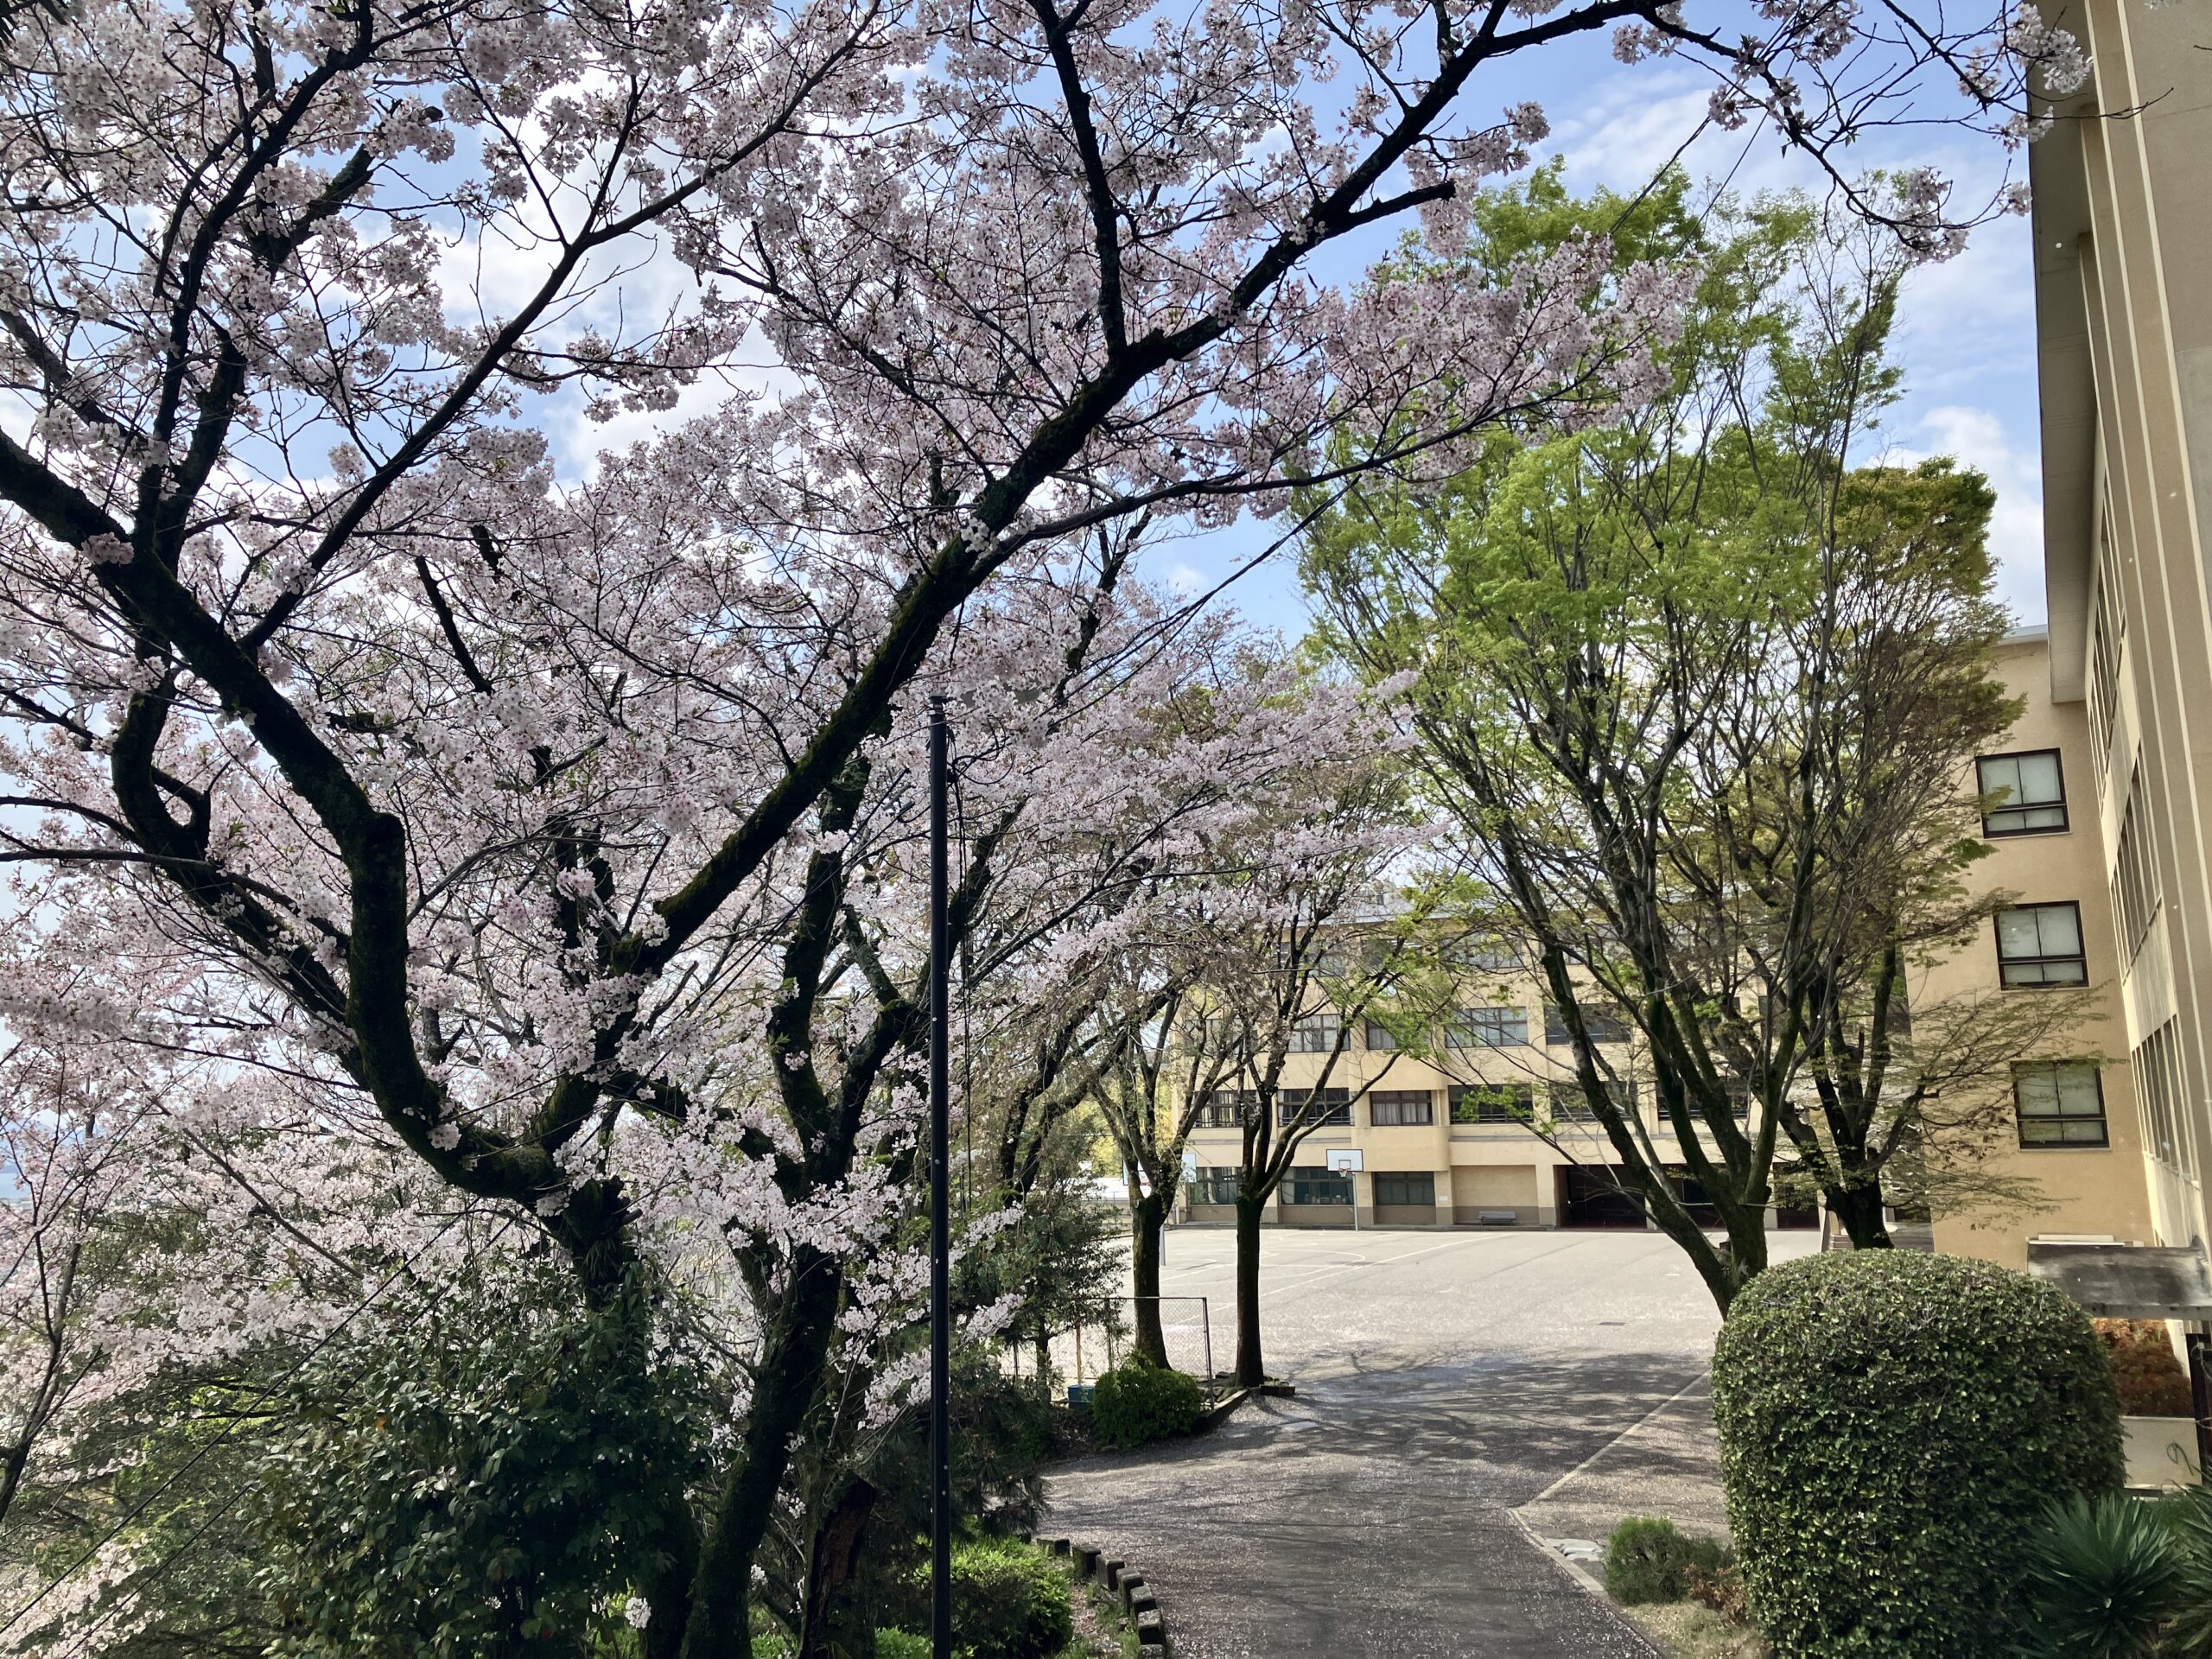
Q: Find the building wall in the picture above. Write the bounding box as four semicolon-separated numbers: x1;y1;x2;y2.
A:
1179;637;2161;1253
1924;633;2155;1270
2032;0;2212;1257
1176;1013;1790;1233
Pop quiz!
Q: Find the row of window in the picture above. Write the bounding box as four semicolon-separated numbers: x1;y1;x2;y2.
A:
1195;1079;1718;1131
1973;750;2107;988
1292;1004;1634;1055
1186;1168;1441;1209
1194;1062;2114;1148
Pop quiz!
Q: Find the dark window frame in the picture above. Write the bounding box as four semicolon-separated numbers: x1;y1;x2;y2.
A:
1546;1077;1631;1122
1449;1083;1535;1125
1372;1171;1437;1207
1446;1006;1529;1048
1368;1090;1435;1127
2013;1062;2110;1149
1193;1090;1249;1129
1282;1166;1353;1206
1278;1088;1351;1128
1289;1011;1343;1054
1544;1001;1630;1046
1995;901;2089;989
1186;1167;1242;1205
1978;747;2069;837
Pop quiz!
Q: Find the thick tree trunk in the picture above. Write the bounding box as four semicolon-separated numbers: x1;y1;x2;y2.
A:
678;1248;846;1659
1828;1180;1894;1249
1129;1191;1169;1366
796;1479;876;1659
1233;1190;1266;1387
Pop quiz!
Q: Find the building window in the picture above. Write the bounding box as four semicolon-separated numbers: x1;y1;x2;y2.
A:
2111;782;2161;956
1363;1018;1398;1052
1446;1007;1529;1047
1289;1012;1342;1053
1548;1078;1632;1122
1193;1090;1249;1129
1450;1083;1534;1125
1368;1090;1435;1127
1448;935;1523;973
1996;903;2088;988
1186;1166;1241;1205
1544;1002;1630;1045
1373;1172;1436;1207
1282;1166;1353;1206
2136;1021;2187;1175
1278;1088;1351;1128
2015;1064;2109;1148
1979;750;2068;836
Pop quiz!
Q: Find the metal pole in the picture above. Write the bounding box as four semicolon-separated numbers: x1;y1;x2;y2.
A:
929;697;952;1659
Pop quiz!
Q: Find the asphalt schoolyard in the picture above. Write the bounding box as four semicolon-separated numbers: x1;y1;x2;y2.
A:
1042;1225;1819;1658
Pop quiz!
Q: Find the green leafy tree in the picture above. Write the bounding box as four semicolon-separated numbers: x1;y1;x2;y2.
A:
1306;172;2033;1303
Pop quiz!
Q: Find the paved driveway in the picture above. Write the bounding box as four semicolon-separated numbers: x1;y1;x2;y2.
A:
1043;1227;1817;1659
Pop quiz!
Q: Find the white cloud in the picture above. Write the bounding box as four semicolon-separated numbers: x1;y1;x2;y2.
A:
1885;404;2046;626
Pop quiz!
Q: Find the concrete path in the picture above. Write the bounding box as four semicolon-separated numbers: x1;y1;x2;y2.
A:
1044;1228;1816;1658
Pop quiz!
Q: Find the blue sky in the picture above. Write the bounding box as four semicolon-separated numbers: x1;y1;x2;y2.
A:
1151;28;2049;639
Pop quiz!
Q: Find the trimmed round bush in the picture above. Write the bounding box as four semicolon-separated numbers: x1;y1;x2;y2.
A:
1605;1515;1730;1605
1712;1250;2123;1658
945;1538;1074;1659
1090;1356;1204;1448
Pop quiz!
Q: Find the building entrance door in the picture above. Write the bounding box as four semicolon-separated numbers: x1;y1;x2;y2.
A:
1556;1166;1649;1229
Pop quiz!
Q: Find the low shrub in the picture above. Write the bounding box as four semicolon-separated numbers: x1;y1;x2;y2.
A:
1687;1560;1751;1627
1605;1516;1731;1605
875;1633;931;1659
1711;1250;2123;1659
1090;1356;1204;1449
2100;1319;2196;1417
945;1537;1075;1659
2016;1493;2184;1659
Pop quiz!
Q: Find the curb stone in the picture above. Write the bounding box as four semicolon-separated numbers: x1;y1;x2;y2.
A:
1505;1510;1664;1657
1064;1534;1174;1651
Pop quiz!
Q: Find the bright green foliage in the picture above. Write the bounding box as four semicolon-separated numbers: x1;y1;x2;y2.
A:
245;1274;712;1658
1090;1356;1204;1448
1604;1516;1731;1605
2137;1484;2212;1656
1302;168;2028;1298
1712;1251;2123;1658
908;1538;1075;1659
2017;1495;2185;1658
876;1632;933;1658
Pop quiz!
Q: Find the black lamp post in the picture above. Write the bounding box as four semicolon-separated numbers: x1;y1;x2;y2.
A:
928;696;952;1659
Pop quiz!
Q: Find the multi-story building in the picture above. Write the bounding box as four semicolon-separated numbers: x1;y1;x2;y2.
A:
2027;0;2212;1261
1177;995;1760;1231
1924;628;2155;1268
1176;628;2154;1247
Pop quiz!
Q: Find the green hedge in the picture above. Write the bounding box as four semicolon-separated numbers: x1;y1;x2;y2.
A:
889;1538;1074;1659
1712;1250;2123;1658
1091;1356;1204;1449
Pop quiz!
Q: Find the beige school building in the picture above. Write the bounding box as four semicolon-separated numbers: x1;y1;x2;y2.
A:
1171;625;2153;1255
1181;0;2212;1259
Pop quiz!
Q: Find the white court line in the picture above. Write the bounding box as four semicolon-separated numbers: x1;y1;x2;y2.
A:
1514;1368;1714;1511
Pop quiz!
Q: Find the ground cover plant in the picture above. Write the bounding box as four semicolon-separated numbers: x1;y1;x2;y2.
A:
1605;1516;1732;1607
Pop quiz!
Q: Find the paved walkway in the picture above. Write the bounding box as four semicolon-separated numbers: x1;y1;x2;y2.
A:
1044;1228;1815;1658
